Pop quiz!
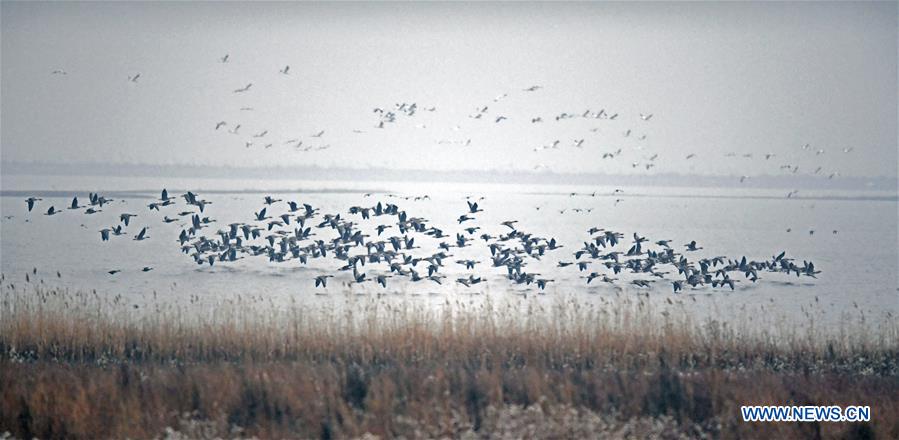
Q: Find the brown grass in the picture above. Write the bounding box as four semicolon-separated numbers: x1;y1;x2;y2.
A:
1;284;897;439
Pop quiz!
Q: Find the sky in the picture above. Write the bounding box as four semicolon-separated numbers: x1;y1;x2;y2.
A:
1;1;896;178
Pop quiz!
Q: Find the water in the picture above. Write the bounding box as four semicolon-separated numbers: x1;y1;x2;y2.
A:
1;175;897;333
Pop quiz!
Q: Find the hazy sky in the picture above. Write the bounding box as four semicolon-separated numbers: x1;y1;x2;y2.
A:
1;1;896;177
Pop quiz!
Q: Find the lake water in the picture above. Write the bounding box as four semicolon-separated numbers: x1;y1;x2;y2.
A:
1;175;897;334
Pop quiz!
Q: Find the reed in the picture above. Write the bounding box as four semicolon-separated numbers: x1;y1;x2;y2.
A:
1;284;897;439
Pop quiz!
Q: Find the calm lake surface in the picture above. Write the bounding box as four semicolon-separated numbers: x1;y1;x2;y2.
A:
2;175;897;333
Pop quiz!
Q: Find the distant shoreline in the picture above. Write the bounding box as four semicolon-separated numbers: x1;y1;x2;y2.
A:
2;188;896;203
3;160;896;192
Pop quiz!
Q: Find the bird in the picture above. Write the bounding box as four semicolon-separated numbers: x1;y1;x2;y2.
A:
233;83;252;93
220;54;230;63
640;113;653;121
141;267;154;272
315;275;333;288
215;121;227;130
128;73;141;83
501;220;518;229
120;213;137;226
51;69;67;75
45;206;60;216
133;227;149;241
279;65;290;75
311;130;325;138
26;197;42;212
684;240;703;251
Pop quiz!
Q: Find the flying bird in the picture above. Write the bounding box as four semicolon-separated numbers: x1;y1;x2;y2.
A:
315;275;333;288
26;197;42;212
133;227;149;241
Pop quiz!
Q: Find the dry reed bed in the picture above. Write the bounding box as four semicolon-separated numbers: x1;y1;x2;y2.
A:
1;285;898;439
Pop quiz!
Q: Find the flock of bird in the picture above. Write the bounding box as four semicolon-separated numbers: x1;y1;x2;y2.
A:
49;54;854;193
20;190;821;293
34;55;838;289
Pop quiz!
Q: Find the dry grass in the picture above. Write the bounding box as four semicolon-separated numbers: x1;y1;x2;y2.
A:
1;284;897;439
